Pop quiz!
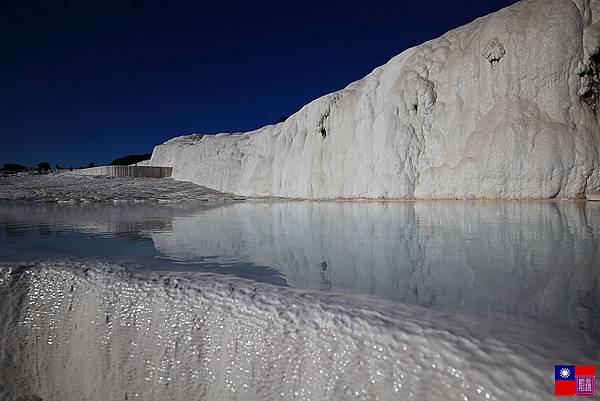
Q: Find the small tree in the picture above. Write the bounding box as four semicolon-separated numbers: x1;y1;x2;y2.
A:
111;153;151;166
279;115;288;123
87;162;96;168
37;161;51;174
1;163;27;174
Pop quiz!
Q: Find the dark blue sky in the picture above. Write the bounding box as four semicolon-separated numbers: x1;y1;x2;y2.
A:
1;0;518;167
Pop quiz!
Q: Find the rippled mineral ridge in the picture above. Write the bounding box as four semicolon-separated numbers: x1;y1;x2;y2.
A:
0;262;598;401
150;0;600;199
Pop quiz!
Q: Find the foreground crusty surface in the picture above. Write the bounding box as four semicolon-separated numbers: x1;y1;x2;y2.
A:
0;261;598;401
151;0;600;199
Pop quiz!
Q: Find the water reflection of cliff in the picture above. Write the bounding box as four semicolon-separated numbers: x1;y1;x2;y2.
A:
1;201;598;337
0;202;288;285
0;203;198;237
151;201;600;336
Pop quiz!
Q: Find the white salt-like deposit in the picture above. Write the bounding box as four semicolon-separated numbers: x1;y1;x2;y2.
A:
150;0;600;199
0;261;597;401
0;174;242;203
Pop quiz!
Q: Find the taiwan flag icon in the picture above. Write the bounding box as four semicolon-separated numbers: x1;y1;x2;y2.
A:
555;365;596;396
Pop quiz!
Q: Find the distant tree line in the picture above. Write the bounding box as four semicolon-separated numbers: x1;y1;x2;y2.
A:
1;156;146;175
111;153;152;166
1;161;96;175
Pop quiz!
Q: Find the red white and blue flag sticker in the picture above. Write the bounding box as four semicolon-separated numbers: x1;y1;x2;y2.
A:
555;365;596;396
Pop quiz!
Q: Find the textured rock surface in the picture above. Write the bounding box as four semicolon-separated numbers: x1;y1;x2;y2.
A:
0;262;598;401
0;174;243;203
150;0;600;199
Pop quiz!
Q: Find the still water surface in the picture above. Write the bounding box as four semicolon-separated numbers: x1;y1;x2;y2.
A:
1;200;599;338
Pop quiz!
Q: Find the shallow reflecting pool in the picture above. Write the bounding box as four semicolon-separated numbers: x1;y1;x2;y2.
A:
1;200;599;339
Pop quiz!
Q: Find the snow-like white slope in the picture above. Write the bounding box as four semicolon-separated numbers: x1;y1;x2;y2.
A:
150;0;600;199
0;174;240;202
0;262;598;401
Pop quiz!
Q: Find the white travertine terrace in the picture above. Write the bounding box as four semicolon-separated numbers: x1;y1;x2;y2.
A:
0;262;597;401
150;0;600;199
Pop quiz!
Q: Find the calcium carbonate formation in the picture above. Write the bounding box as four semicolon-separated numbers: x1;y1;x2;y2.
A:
0;262;597;401
150;0;600;199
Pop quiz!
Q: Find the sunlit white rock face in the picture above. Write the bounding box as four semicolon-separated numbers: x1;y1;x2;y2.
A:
0;262;598;401
150;0;600;199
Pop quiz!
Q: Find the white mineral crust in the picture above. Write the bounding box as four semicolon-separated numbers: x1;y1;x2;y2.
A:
0;262;597;401
150;0;600;199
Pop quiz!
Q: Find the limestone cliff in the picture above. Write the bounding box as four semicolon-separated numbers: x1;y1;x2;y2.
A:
150;0;600;199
